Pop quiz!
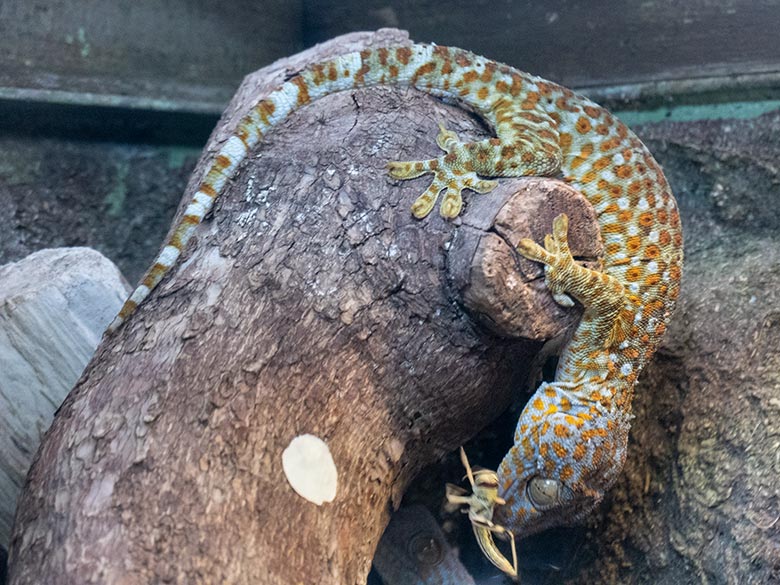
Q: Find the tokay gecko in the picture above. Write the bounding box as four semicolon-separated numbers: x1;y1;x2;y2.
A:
108;44;683;579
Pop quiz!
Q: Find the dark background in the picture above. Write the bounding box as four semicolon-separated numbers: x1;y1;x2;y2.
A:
2;2;780;584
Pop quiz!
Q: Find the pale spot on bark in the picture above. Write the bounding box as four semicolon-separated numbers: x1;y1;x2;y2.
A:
282;434;338;505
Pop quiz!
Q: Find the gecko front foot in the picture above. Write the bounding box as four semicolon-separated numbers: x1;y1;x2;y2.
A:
387;123;498;219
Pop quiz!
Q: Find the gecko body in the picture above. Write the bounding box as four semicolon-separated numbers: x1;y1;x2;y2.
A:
109;44;682;577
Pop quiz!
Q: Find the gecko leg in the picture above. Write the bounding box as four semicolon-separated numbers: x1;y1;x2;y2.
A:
517;214;627;340
388;123;498;219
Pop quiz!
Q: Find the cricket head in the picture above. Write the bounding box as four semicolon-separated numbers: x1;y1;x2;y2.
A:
495;382;631;536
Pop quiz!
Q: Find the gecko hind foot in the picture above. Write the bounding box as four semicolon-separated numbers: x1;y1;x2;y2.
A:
517;213;577;307
387;122;498;219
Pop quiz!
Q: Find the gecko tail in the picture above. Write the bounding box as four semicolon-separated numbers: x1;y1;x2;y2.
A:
106;149;247;334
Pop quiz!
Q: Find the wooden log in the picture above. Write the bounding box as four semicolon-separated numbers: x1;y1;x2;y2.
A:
7;32;597;585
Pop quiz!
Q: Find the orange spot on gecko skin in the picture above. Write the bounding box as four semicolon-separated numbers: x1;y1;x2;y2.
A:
593;156;611;171
455;53;472;67
643;300;664;318
523;436;534;459
559;133;573;148
533;397;545;411
502;476;513;492
432;45;450;58
626;267;642;281
600;137;621;151
555;97;579;113
615;164;633;179
537;128;558;142
378;47;389;65
554;424;571;438
257;99;276;123
595;123;610;135
495;80;509;93
199;183;216;197
477;86;489;100
310;63;326;85
544;386;557;397
626;236;642;252
411;61;436;85
572;443;587;461
327;62;338;81
395;47;412;64
575;116;592;133
583;105;601;118
669;264;682;281
560;465;574;481
461;70;479;83
389;65;399;78
622;347;640;360
510;74;523;96
638;212;655;227
644;273;661;286
658;230;671;246
536;81;553;97
213;155;231;171
291;76;310;105
655;322;667;336
545;459;556;475
602;223;624;234
628;181;642;195
581;170;598;184
617;210;633;223
481;61;496;83
645;244;661;259
552;442;568;458
142;263;168;287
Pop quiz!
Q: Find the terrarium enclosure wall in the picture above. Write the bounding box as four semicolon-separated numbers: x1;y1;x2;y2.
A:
1;1;779;584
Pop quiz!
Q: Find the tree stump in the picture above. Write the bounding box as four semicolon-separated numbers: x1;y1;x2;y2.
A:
8;31;600;585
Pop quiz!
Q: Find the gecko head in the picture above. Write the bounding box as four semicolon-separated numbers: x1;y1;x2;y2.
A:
494;386;631;536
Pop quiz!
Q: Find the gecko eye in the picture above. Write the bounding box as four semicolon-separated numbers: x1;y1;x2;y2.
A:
527;477;561;509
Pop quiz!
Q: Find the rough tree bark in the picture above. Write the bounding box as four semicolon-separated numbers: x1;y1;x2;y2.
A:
7;31;600;584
